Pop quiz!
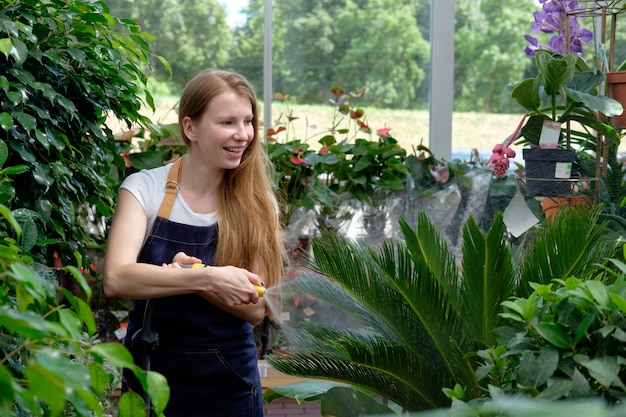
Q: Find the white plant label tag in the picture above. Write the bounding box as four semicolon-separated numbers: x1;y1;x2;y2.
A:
554;162;572;178
539;120;561;149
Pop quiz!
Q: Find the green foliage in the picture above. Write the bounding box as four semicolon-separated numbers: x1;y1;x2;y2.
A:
267;86;500;230
479;269;626;403
0;0;166;264
512;51;623;148
455;0;537;113
267;86;472;228
264;207;620;413
105;0;232;87
0;205;170;417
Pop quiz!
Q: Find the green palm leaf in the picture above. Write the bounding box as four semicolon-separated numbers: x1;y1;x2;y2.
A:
266;207;619;412
460;214;515;347
518;207;616;296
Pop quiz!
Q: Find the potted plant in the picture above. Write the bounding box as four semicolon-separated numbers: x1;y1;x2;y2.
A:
607;58;626;128
511;50;623;197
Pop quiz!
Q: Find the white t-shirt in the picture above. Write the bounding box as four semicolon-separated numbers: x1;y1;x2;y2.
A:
120;163;218;236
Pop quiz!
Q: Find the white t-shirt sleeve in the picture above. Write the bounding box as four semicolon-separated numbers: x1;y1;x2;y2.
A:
120;163;218;232
120;165;169;231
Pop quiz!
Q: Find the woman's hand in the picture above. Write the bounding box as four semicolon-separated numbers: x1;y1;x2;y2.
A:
161;251;203;268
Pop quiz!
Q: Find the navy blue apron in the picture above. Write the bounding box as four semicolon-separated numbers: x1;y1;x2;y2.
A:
123;157;263;417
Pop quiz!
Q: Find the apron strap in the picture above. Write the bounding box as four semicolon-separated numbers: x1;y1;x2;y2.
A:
157;156;184;220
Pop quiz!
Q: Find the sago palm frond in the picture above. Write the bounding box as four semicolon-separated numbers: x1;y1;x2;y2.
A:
269;212;496;410
459;214;516;347
518;206;617;296
266;206;623;412
269;327;450;410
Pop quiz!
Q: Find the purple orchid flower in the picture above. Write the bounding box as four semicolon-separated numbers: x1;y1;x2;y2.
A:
524;0;592;57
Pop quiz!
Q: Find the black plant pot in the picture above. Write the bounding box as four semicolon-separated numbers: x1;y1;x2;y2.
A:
523;148;576;197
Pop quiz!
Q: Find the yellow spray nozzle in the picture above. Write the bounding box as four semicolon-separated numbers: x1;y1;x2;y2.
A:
255;285;266;297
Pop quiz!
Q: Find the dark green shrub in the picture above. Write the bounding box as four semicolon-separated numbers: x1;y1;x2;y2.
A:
477;261;626;403
0;0;168;264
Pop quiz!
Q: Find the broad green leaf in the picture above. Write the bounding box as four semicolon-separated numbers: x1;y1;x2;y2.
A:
58;309;82;340
20;216;37;253
574;312;596;345
567;88;623;117
88;363;110;396
90;343;138;371
14;112;36;131
585;280;610;308
571;368;591;397
9;38;28;65
0;113;12;131
10;263;56;303
533;323;572;349
24;362;66;416
611;293;626;314
264;380;342;404
117;391;146;417
0;365;15;413
34;129;50;151
516;348;558;388
146;371;170;415
6;90;22;105
0;165;29;175
0;38;11;57
321;386;395;417
0;204;21;236
66;265;93;299
584;357;626;390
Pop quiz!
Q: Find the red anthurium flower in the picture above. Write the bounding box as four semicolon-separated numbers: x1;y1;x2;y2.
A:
350;108;364;119
376;127;392;137
266;126;286;137
290;154;306;165
319;145;329;154
358;120;369;129
330;85;345;97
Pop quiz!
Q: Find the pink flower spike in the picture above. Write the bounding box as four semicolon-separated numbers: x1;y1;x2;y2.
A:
502;146;516;158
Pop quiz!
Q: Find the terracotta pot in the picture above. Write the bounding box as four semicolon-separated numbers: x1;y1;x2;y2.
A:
540;195;591;221
607;71;626;129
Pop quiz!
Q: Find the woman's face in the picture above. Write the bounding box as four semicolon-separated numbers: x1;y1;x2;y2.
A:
183;90;254;171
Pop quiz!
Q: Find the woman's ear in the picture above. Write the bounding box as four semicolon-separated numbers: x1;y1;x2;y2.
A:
182;116;196;142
